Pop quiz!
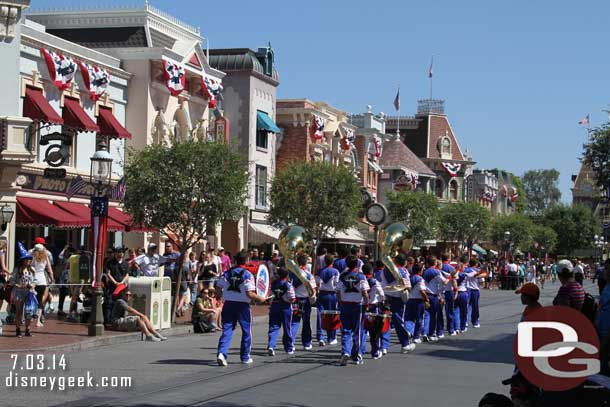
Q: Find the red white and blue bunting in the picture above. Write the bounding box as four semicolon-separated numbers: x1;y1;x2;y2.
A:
372;134;382;160
163;59;186;96
511;186;519;202
202;75;223;108
480;190;497;202
311;114;326;141
394;171;419;190
501;184;508;197
441;162;462;177
341;127;355;151
41;48;77;91
79;62;110;101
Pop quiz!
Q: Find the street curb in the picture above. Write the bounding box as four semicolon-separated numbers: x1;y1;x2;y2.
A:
0;314;269;354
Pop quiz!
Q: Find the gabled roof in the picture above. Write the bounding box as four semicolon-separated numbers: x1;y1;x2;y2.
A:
379;136;436;177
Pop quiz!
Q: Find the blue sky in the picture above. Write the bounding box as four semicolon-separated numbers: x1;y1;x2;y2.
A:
32;0;610;201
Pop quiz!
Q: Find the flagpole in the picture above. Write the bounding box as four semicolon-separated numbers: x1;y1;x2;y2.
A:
429;56;434;101
397;82;400;138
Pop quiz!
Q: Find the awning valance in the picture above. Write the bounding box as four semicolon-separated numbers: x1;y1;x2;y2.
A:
53;201;124;231
472;244;487;256
17;197;87;228
107;207;151;232
23;87;63;125
325;227;368;245
97;107;131;139
63;97;100;132
256;111;281;133
248;223;281;245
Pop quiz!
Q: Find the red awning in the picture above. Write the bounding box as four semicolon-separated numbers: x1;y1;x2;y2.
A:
97;107;131;139
54;201;124;231
108;207;150;232
63;97;100;132
22;87;63;124
16;197;88;228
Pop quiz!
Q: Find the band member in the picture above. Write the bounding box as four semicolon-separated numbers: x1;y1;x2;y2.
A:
267;267;296;356
373;260;391;354
466;258;486;328
361;263;385;359
289;255;318;350
456;259;484;333
441;255;459;336
315;254;340;346
422;256;449;342
216;251;266;366
377;254;414;353
406;262;429;344
337;255;369;365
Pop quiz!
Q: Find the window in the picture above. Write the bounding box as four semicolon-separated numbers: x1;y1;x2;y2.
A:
438;135;452;159
255;165;268;208
450;180;458;200
256;129;268;150
435;179;445;199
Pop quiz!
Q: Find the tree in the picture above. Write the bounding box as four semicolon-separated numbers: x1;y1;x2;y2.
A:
511;174;527;214
542;204;600;256
438;202;491;253
386;190;440;245
123;140;249;317
490;214;535;252
582;122;610;192
522;169;561;216
268;161;361;252
530;225;558;256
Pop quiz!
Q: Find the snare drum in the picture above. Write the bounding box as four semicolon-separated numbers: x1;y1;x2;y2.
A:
320;310;341;331
364;312;390;335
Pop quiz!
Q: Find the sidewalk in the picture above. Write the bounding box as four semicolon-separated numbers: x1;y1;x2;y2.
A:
0;304;270;353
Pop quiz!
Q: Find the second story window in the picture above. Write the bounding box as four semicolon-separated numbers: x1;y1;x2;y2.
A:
256;129;268;150
255;165;268;209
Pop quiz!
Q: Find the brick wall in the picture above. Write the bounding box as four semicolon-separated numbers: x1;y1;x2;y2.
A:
428;116;465;161
276;124;310;173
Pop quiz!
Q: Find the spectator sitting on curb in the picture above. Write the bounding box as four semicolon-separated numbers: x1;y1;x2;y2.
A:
193;288;220;332
110;283;167;342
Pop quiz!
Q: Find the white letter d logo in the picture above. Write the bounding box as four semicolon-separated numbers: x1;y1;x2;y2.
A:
518;321;578;357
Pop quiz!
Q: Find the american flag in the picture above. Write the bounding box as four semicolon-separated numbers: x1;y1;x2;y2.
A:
393;87;400;111
578;114;590;125
428;56;434;78
66;175;87;200
111;177;126;201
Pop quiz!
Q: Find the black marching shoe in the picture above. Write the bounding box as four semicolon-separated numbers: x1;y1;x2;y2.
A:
25;329;32;337
15;328;22;337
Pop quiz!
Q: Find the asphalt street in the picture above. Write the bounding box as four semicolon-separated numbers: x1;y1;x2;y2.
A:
0;280;591;407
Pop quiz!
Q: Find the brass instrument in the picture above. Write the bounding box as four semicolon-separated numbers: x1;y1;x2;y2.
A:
278;225;316;303
379;222;413;301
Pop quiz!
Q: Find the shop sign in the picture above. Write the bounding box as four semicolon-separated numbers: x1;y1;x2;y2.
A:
16;171;110;197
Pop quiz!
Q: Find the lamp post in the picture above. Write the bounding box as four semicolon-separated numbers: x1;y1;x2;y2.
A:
504;230;512;260
88;142;113;337
0;204;15;232
594;235;605;263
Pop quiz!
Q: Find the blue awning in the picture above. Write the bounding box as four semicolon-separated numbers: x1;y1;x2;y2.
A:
472;244;487;256
256;111;281;133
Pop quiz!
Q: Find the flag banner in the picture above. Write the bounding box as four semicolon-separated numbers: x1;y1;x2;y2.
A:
79;62;110;101
511;186;519;202
372;134;383;160
441;162;462;177
41;48;77;91
163;59;186;96
578;114;590;125
90;197;109;289
66;175;87;200
340;127;355;151
481;190;497;202
202;75;223;108
311;114;326;141
394;171;419;190
501;184;508;197
393;87;400;111
111;176;127;201
428;56;434;78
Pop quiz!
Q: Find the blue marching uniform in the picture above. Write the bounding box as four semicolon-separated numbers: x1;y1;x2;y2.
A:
337;270;370;362
441;262;458;335
360;276;385;357
406;274;426;339
378;267;412;349
465;267;481;327
217;267;256;362
422;267;446;338
315;266;340;343
456;270;472;332
289;269;317;348
267;279;296;353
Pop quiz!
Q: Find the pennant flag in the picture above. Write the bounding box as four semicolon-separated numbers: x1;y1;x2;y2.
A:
66;175;87;200
79;62;110;101
428;56;434;78
372;134;383;159
162;59;186;96
41;48;77;91
441;162;462;177
111;176;126;201
311;114;326;141
341;127;355;151
393;87;400;111
578;114;590;125
201;75;223;108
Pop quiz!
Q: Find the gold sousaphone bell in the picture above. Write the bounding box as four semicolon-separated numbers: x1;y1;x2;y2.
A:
278;225;316;302
379;222;413;301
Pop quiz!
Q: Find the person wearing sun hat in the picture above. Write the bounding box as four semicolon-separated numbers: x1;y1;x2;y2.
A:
515;282;541;322
9;242;37;337
109;283;167;341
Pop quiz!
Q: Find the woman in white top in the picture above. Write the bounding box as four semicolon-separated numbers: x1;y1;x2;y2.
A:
32;244;54;327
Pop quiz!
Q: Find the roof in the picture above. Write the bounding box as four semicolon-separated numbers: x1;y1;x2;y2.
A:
208;48;279;84
379;137;436;177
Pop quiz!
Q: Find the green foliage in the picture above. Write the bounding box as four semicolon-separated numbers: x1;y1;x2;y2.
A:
491;213;535;251
438;202;491;245
511;174;527;214
268;161;361;246
522;169;562;216
542;204;600;256
123;140;249;251
530;224;558;253
582;122;610;189
386;190;439;245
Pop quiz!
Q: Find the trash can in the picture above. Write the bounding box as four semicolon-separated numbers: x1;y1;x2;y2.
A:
160;276;172;329
128;277;162;330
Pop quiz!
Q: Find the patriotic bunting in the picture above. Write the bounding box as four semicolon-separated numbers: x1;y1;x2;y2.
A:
480;190;497;202
372;134;382;160
79;62;110;101
501;184;508;197
90;197;109;289
341;127;356;151
311;114;326;141
111;176;127;201
511;186;519;202
394;171;419;190
163;59;186;96
201;75;223;108
41;48;77;91
441;162;462;177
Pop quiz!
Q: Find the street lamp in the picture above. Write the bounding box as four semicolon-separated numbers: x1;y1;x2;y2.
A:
88;142;113;336
504;230;512;259
0;204;15;232
594;235;605;263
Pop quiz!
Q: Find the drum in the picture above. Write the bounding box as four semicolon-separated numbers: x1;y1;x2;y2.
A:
320;310;341;331
364;312;390;335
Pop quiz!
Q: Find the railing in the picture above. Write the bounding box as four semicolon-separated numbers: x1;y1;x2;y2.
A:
146;2;200;34
417;98;445;115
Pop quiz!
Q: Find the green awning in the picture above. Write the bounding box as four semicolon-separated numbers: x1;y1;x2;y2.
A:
256;111;281;133
472;244;487;256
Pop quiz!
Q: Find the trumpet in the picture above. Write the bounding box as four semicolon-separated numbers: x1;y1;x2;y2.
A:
278;225;316;303
379;222;413;302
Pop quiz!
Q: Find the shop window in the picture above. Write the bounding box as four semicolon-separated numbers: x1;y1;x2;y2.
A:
255;165;268;209
450;179;458;200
